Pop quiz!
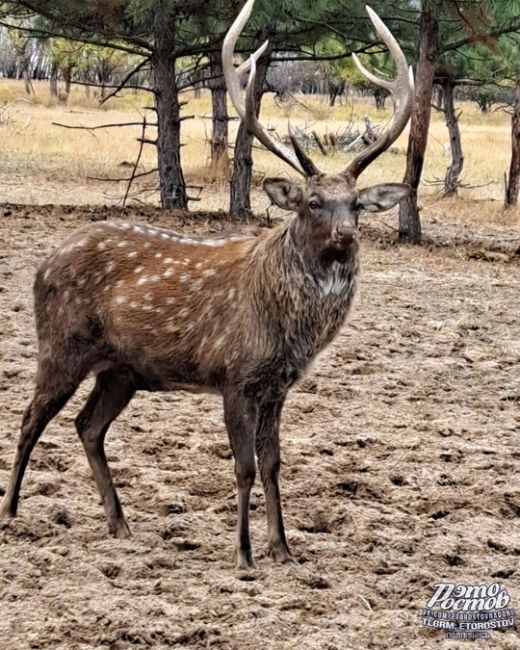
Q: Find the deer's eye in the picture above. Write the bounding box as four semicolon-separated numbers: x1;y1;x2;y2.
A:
308;200;320;210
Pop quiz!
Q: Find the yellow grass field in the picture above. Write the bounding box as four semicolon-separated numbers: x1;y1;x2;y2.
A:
0;78;519;227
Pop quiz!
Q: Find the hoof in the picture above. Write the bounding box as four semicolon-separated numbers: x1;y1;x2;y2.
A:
234;546;255;570
0;500;16;521
112;521;132;539
268;541;295;564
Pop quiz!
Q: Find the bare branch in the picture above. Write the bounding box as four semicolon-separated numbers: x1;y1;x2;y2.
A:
86;168;158;183
69;79;152;93
123;117;147;207
52;121;157;131
99;58;150;106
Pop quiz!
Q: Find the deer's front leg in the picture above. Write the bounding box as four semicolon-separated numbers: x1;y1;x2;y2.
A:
255;396;293;563
223;390;258;569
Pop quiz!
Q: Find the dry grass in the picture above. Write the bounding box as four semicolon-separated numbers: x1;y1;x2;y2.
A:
0;78;518;226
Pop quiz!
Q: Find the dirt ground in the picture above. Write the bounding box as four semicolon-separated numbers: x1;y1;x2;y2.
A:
0;203;519;650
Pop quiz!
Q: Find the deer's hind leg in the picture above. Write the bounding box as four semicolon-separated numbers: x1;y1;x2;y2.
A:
0;348;89;520
75;367;135;538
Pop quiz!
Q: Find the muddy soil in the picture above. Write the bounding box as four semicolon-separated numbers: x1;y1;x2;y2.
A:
0;205;519;649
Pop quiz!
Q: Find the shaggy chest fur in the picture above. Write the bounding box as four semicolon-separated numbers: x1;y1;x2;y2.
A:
279;259;358;371
247;223;359;378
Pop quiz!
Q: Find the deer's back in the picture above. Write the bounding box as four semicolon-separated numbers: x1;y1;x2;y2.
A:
33;219;358;395
34;220;265;391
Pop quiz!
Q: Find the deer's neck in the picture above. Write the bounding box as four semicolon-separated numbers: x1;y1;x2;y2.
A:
249;220;359;368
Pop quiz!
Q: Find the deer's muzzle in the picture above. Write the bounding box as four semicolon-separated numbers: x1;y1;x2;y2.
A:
332;226;357;249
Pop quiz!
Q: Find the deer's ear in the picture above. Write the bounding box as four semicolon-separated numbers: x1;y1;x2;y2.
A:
357;183;410;213
263;178;302;211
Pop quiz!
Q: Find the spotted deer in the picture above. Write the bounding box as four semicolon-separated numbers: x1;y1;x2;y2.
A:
0;0;413;568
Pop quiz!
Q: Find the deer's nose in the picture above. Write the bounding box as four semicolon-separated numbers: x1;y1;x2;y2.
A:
333;225;357;246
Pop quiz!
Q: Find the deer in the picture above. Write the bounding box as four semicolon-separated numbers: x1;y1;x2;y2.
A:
0;0;413;569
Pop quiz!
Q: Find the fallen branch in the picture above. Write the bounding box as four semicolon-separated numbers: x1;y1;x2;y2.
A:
312;131;327;156
424;176;495;191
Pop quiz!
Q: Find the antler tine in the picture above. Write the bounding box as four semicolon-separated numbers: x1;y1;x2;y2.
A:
344;5;414;180
222;0;314;177
244;56;320;176
236;40;269;77
288;125;321;178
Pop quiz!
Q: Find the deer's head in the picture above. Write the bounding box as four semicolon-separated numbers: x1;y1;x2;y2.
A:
223;0;414;263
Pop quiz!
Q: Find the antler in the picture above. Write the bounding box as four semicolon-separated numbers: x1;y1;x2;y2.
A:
222;0;319;178
344;6;414;180
222;1;412;182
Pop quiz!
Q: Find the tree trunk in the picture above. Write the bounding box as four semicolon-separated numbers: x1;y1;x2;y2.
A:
20;52;33;95
398;7;439;244
327;79;345;107
374;88;387;110
442;80;463;197
208;49;229;178
64;66;72;95
505;75;520;206
50;64;58;97
153;20;187;210
229;53;269;221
